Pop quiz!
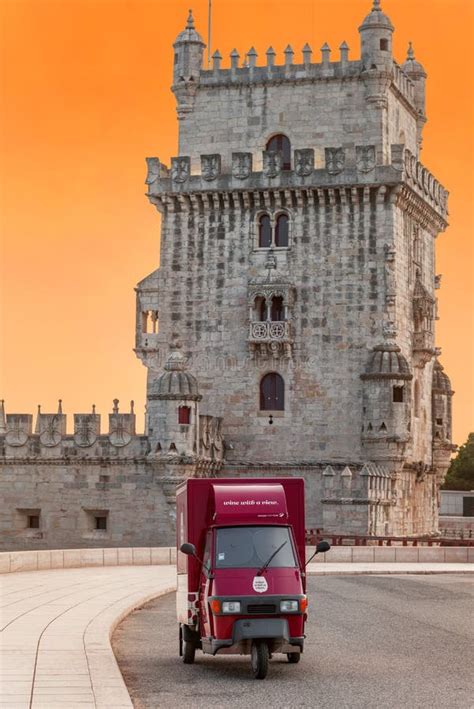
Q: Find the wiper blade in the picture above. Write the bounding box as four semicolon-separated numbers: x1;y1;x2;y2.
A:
257;541;287;576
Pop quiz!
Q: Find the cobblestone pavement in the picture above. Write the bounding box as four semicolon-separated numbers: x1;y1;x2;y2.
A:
113;574;474;709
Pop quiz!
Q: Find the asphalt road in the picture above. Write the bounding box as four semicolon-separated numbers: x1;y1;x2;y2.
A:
113;575;474;709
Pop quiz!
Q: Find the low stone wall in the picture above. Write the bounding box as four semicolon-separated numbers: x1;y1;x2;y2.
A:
306;546;473;564
1;545;472;574
0;547;176;574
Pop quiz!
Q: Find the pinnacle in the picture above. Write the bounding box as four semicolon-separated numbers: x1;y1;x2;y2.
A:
248;46;257;56
340;40;349;50
186;8;195;29
212;49;222;58
302;43;312;51
284;44;294;53
321;42;330;51
372;0;381;10
407;41;415;60
266;46;276;55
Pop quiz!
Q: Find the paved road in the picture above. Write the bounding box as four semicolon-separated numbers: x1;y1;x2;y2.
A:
113;575;474;709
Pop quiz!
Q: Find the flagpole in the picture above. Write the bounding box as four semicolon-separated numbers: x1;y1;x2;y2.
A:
207;0;212;68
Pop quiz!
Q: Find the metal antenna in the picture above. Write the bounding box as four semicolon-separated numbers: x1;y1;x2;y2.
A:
207;0;212;68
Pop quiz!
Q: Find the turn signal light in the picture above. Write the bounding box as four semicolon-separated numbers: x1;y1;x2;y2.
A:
299;596;308;613
210;599;221;614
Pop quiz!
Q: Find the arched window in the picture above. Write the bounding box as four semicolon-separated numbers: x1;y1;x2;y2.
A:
260;373;285;411
275;213;289;247
258;214;272;248
266;134;291;170
270;296;284;321
255;296;267;322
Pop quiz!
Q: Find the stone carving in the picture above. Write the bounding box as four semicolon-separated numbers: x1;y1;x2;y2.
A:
263;150;282;178
74;415;99;448
145;157;161;188
294;149;314;177
109;420;132;447
201;154;221;181
356;145;376;173
5;415;30;447
232;152;252;179
170;156;190;183
325;148;345;175
39;416;62;447
199;415;224;460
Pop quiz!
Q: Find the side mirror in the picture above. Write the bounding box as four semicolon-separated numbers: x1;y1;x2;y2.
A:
180;542;196;556
316;540;331;554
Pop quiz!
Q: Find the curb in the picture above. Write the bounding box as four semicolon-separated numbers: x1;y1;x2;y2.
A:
86;581;177;708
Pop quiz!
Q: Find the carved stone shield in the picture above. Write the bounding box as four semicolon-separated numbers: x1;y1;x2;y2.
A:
356;145;375;173
263;150;282;178
201;154;221;181
294;149;314;177
74;415;99;447
39;416;62;447
232;152;252;179
171;156;190;183
325;148;345;175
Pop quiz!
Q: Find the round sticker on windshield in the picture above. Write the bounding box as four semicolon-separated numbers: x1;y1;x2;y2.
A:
252;576;268;593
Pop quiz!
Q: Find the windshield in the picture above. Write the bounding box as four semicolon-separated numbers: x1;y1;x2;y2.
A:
215;526;297;569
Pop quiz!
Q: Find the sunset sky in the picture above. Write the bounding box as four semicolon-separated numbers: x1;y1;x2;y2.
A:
0;0;473;445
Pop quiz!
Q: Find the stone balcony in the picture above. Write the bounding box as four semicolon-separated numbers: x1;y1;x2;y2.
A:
413;330;437;367
248;320;292;358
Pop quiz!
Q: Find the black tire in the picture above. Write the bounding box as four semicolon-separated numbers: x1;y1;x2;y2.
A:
287;652;301;664
183;639;196;664
251;640;269;679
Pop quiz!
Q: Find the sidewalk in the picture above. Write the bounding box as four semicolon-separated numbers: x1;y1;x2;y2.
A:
0;566;175;708
1;564;472;708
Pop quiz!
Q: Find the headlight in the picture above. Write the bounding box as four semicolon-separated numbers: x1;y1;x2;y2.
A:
222;601;241;614
280;600;299;612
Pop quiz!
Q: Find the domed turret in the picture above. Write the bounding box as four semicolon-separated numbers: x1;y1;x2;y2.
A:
402;42;427;144
432;360;452;395
172;10;205;118
359;0;394;71
146;344;201;456
361;343;412;380
149;348;200;400
361;343;412;461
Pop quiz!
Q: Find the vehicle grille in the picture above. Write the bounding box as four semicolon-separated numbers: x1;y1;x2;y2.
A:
247;604;276;614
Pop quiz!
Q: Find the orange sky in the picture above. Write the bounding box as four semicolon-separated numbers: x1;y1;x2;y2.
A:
0;0;473;445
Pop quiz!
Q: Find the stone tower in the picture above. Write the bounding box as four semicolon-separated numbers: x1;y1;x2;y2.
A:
136;1;454;536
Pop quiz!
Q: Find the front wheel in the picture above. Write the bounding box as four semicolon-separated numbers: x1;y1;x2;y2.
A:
287;652;301;664
251;640;269;679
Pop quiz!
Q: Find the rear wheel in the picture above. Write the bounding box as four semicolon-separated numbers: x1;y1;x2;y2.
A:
287;652;301;664
183;638;196;664
251;640;269;679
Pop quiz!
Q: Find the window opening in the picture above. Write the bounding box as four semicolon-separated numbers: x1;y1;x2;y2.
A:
95;515;107;531
178;406;191;425
28;515;40;529
255;296;267;322
258;214;272;248
266;134;291;170
270;296;284;321
393;385;404;403
260;373;285;411
380;39;389;51
275;214;289;247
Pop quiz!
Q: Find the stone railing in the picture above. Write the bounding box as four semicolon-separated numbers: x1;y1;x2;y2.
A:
248;320;291;342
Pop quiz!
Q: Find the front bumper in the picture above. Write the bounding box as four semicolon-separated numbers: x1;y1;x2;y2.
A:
203;619;304;656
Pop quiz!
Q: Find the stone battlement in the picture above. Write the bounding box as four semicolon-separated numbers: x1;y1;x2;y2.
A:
145;145;448;224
